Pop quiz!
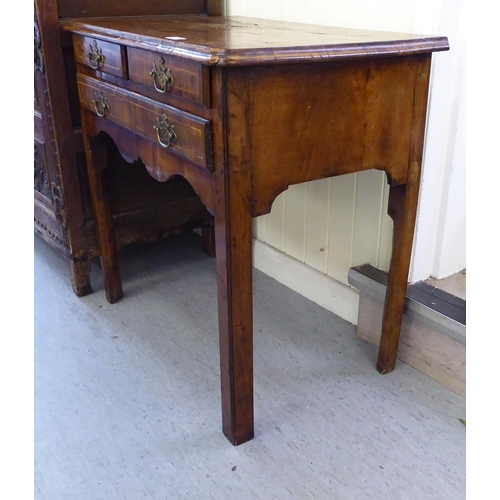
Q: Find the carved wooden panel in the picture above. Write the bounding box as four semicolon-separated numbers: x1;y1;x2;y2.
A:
34;6;67;247
34;142;51;200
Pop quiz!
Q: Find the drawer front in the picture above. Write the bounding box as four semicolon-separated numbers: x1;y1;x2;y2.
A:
128;47;209;106
73;35;127;78
77;75;213;170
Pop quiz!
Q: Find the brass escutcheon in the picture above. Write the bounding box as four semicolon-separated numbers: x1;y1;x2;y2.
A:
149;58;174;93
92;90;109;117
87;40;104;70
153;115;177;148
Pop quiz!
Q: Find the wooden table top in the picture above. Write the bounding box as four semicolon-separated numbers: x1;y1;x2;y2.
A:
63;15;449;65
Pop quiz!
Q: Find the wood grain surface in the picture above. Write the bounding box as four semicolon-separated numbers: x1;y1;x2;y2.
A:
77;75;213;170
73;34;128;78
63;16;449;65
127;47;210;106
57;0;208;18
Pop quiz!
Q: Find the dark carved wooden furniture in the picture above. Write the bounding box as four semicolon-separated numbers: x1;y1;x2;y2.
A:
64;15;449;445
34;0;218;296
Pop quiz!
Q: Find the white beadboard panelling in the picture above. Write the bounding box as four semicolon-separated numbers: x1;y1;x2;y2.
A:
284;185;306;262
377;180;393;272
337;0;367;28
351;170;386;268
253;216;266;242
264;0;288;21
304;179;330;273
410;0;464;281
244;0;264;18
225;0;245;16
432;0;465;278
264;192;285;252
327;173;356;285
253;239;360;325
286;0;307;23
396;0;419;32
309;1;337;25
413;0;441;33
365;0;399;31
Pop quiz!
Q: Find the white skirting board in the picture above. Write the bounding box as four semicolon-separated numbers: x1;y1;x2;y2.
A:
252;238;359;325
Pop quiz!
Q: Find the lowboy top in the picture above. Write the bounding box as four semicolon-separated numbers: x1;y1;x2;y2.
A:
63;15;449;65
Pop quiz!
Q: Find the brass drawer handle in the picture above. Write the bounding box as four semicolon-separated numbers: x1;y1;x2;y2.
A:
154;114;177;148
87;40;104;70
150;58;174;93
92;90;109;117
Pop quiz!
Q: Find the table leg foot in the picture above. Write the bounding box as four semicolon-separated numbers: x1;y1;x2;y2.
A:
70;257;92;297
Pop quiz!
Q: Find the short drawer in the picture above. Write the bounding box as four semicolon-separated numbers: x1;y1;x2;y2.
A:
127;47;209;106
77;75;213;170
73;35;127;79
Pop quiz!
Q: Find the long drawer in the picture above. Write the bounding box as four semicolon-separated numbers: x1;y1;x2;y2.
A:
77;74;213;170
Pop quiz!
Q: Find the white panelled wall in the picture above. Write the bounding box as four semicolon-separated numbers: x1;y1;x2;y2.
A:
224;0;466;324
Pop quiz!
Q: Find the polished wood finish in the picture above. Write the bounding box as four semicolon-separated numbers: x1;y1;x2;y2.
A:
81;126;123;303
378;54;432;373
224;57;423;216
56;0;207;18
34;0;221;296
128;47;210;106
82;116;215;211
77;75;213;169
65;15;448;445
63;15;449;65
206;0;223;16
73;34;127;78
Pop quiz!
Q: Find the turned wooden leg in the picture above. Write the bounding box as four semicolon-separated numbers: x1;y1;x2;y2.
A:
69;257;92;296
376;182;419;374
214;172;254;445
201;225;216;258
82;128;123;304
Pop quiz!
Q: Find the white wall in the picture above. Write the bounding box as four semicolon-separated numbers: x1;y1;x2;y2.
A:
225;0;466;320
410;0;466;280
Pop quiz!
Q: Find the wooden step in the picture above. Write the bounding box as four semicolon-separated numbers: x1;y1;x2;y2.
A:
348;264;465;396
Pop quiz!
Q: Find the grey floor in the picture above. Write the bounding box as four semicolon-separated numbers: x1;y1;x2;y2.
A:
35;232;466;500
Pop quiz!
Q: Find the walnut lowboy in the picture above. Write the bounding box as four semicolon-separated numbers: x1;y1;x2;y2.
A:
65;15;449;446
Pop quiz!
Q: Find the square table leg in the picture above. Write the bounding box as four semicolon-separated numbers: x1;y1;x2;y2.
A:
81;120;123;304
214;170;255;446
